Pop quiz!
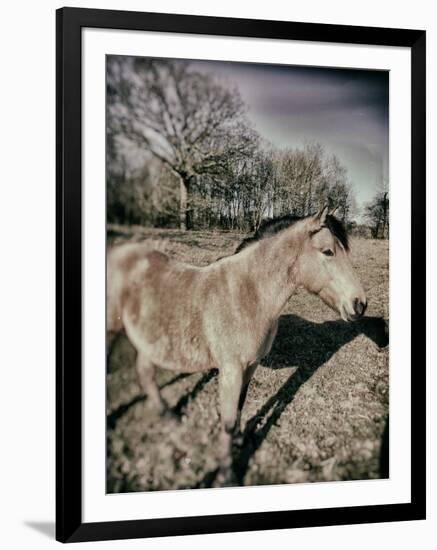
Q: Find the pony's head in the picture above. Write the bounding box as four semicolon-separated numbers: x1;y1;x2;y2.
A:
295;206;367;321
235;207;367;322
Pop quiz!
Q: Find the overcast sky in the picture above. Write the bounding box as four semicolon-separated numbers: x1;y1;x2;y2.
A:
193;60;389;212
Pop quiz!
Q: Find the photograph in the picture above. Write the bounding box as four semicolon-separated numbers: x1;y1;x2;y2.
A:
105;55;390;492
0;0;430;545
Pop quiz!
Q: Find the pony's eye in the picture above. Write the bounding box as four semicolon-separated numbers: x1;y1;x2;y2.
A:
323;249;334;257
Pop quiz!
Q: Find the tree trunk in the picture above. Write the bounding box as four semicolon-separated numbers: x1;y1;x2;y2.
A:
375;221;380;239
381;192;388;239
178;174;194;231
179;178;188;230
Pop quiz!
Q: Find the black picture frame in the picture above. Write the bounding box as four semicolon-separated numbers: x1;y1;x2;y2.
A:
56;6;426;543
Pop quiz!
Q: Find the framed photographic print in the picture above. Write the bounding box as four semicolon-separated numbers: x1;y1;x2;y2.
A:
56;7;426;543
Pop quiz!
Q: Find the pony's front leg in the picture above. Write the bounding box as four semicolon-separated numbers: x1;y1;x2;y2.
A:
217;364;243;486
234;363;258;443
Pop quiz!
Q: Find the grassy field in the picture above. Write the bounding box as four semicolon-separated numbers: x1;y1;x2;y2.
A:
106;225;389;492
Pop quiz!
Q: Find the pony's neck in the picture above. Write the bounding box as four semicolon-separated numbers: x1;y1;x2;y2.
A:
236;226;304;321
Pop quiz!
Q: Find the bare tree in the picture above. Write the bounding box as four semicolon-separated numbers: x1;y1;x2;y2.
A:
322;154;357;222
280;143;325;215
107;57;257;230
246;149;276;230
364;191;389;239
275;144;355;221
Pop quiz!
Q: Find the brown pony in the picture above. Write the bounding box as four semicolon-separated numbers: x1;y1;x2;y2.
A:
107;206;367;485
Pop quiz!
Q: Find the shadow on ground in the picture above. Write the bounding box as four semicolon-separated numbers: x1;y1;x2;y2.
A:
231;314;388;484
194;314;388;486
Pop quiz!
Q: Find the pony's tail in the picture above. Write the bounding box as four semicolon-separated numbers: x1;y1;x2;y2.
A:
106;239;169;333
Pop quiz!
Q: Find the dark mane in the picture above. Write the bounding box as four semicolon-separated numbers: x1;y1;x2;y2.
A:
234;213;349;253
235;215;301;253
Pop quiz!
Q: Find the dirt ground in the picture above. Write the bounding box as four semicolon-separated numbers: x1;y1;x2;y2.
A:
106;226;389;492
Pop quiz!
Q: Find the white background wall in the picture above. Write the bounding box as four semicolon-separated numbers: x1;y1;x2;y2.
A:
0;1;434;548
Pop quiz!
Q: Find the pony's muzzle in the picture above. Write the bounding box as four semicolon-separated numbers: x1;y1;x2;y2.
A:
353;297;367;317
340;297;367;322
344;297;367;321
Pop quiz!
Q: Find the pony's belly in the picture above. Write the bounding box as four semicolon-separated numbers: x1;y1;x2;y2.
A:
257;320;279;360
125;316;214;373
143;344;213;374
153;358;211;374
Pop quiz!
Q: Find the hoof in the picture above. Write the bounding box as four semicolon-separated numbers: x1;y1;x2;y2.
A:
213;466;239;488
160;407;181;424
232;430;244;449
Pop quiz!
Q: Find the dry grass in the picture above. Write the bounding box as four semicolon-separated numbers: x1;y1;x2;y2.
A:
106;226;389;492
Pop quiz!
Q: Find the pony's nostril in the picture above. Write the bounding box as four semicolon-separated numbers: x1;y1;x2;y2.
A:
354;298;366;317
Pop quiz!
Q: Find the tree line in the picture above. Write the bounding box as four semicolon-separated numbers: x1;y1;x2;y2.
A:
107;56;387;237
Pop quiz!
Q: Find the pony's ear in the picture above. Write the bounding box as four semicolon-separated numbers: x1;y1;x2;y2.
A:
329;204;339;217
314;205;329;226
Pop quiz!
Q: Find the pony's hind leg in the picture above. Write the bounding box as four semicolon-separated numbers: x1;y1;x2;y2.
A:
136;354;168;416
107;329;123;364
